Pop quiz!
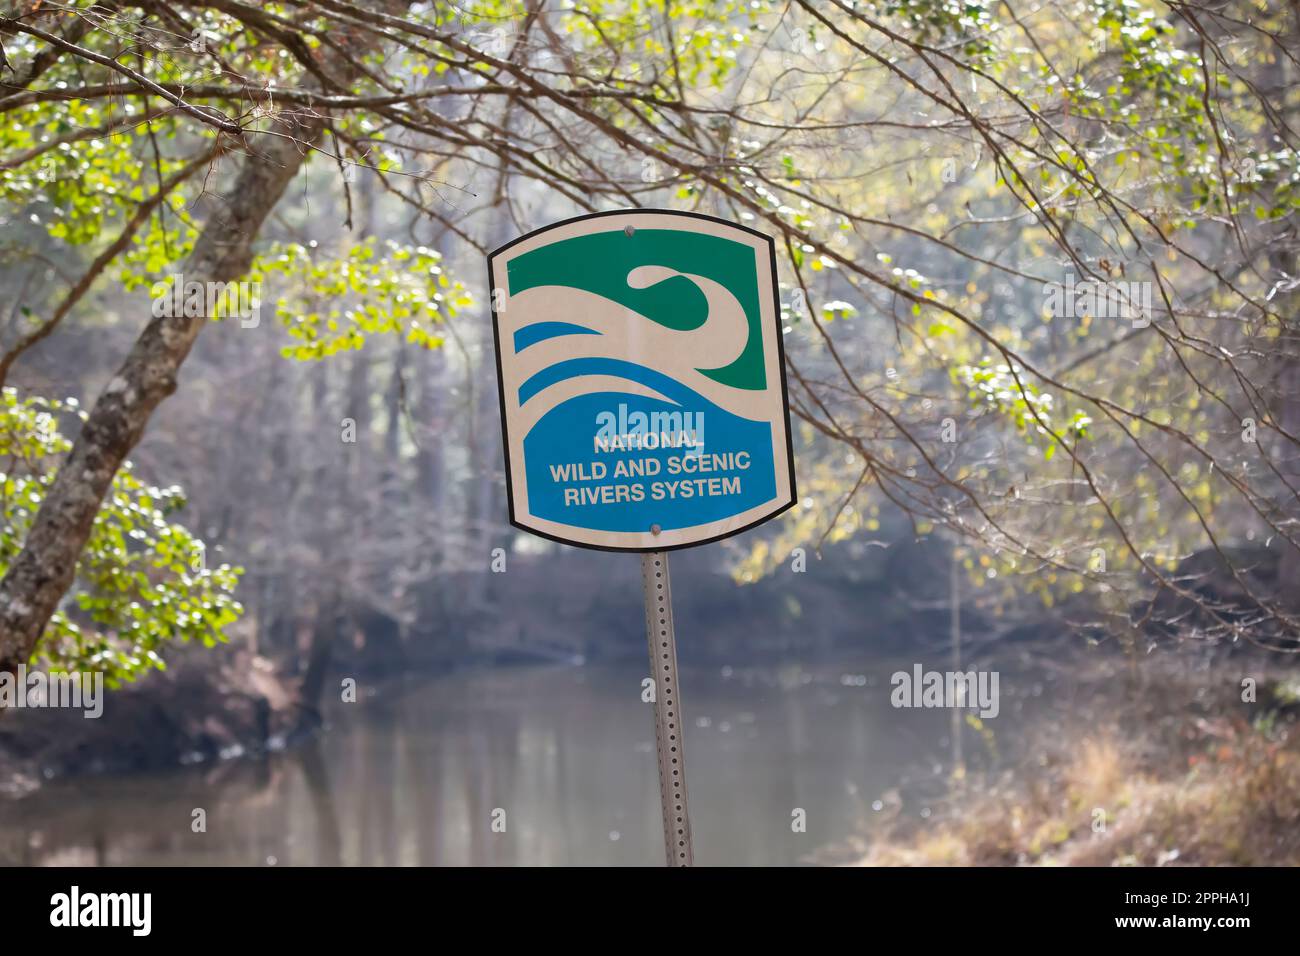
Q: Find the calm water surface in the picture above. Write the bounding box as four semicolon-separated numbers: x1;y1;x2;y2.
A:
4;660;1002;866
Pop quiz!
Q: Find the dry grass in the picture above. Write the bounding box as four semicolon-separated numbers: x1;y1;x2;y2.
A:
842;658;1300;867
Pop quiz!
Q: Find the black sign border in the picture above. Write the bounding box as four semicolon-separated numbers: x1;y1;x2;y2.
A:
487;208;798;554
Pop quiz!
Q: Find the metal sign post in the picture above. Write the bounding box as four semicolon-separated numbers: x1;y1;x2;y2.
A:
641;550;692;866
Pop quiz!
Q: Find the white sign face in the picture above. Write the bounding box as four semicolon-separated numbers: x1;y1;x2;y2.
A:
488;209;797;552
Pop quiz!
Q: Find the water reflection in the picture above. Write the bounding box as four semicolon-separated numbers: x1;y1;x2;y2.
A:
3;662;963;866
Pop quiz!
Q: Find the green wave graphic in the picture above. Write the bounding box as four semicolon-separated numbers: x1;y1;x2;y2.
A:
505;228;766;391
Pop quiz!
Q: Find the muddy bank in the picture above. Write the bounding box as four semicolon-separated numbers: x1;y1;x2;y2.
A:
0;646;304;799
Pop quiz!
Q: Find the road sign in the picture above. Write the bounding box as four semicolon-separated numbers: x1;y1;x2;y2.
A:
488;209;799;866
488;209;797;552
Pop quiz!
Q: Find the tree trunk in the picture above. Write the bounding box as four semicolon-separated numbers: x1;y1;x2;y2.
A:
1261;19;1300;613
297;603;346;733
0;113;325;678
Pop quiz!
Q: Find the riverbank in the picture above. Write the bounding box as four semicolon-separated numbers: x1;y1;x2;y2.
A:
819;651;1300;866
0;646;305;798
4;632;1297;867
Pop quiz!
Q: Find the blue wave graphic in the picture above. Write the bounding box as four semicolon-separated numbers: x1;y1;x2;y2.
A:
520;357;711;407
513;321;601;352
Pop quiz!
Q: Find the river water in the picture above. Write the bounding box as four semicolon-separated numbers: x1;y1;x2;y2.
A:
3;660;998;866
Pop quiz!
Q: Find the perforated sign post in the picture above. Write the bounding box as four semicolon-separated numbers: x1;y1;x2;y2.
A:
488;209;797;865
